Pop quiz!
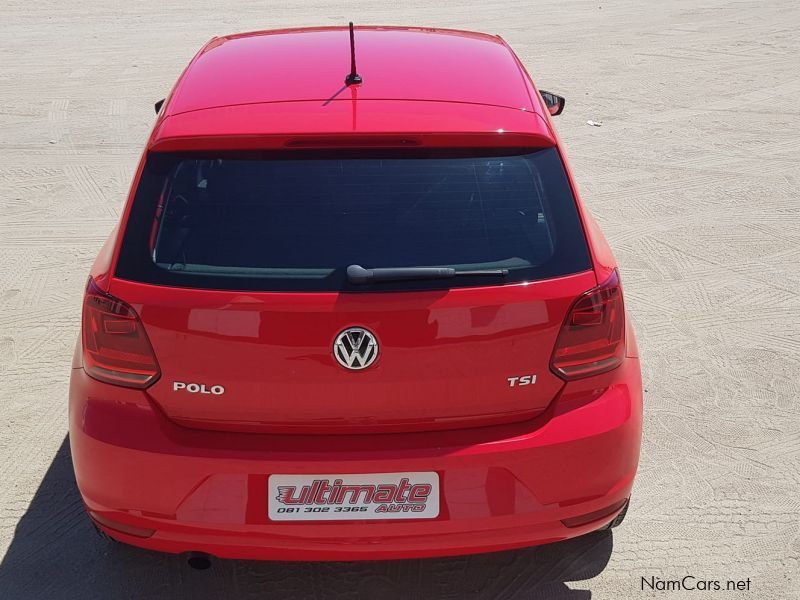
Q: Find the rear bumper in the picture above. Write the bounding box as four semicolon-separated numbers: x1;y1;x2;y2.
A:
69;358;642;561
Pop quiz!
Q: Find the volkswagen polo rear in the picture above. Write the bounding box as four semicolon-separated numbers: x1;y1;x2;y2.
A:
69;26;642;560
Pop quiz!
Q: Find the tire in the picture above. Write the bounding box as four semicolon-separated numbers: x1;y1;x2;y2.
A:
605;499;629;529
92;522;118;543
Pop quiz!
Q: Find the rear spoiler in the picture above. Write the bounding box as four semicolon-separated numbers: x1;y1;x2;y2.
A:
148;101;557;152
149;132;557;152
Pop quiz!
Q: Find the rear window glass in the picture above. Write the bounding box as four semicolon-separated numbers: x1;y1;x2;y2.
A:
116;148;591;291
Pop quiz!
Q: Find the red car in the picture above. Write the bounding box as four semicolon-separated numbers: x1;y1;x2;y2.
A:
70;25;642;563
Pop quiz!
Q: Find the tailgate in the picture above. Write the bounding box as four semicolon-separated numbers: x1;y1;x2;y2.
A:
111;272;594;434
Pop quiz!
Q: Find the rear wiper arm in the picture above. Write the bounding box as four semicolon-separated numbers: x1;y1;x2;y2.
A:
347;264;509;284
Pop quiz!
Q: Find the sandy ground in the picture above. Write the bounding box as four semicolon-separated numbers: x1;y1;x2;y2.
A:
1;0;798;598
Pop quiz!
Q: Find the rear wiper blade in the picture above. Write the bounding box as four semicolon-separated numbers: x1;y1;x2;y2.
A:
347;264;509;284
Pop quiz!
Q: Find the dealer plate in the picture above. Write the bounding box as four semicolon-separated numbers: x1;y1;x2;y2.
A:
268;472;440;521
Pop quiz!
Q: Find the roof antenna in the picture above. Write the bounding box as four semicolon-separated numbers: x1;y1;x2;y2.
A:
344;22;362;85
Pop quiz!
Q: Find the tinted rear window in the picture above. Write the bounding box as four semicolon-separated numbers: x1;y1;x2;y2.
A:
117;149;591;291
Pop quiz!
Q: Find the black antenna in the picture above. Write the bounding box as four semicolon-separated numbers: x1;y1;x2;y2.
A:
344;22;362;85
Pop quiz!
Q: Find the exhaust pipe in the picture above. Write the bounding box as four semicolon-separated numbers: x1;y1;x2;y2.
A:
187;552;212;570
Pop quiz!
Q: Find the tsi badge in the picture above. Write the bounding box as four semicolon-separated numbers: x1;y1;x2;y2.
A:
508;374;537;387
173;381;225;395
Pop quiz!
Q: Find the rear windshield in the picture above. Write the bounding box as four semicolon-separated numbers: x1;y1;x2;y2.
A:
116;148;591;291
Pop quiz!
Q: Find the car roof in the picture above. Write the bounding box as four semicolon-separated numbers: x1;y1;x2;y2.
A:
167;26;539;115
152;26;554;150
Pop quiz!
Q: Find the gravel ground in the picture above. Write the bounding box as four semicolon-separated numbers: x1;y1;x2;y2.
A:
0;1;798;598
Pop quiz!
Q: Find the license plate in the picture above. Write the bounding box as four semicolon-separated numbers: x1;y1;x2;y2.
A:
268;472;440;521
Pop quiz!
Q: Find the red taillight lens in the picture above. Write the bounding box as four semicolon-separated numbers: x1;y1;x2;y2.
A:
81;278;160;388
551;270;625;380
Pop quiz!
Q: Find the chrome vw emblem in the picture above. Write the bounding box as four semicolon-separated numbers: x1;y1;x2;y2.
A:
333;327;379;370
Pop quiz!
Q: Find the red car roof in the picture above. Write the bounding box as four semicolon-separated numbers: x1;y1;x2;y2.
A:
152;26;554;150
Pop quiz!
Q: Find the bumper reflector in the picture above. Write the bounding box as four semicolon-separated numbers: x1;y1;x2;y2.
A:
89;511;156;538
561;499;628;528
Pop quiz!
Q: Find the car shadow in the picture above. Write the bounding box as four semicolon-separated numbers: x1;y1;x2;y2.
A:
0;436;612;599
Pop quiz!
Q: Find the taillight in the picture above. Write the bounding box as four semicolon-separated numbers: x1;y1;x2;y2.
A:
551;270;625;380
81;278;160;388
